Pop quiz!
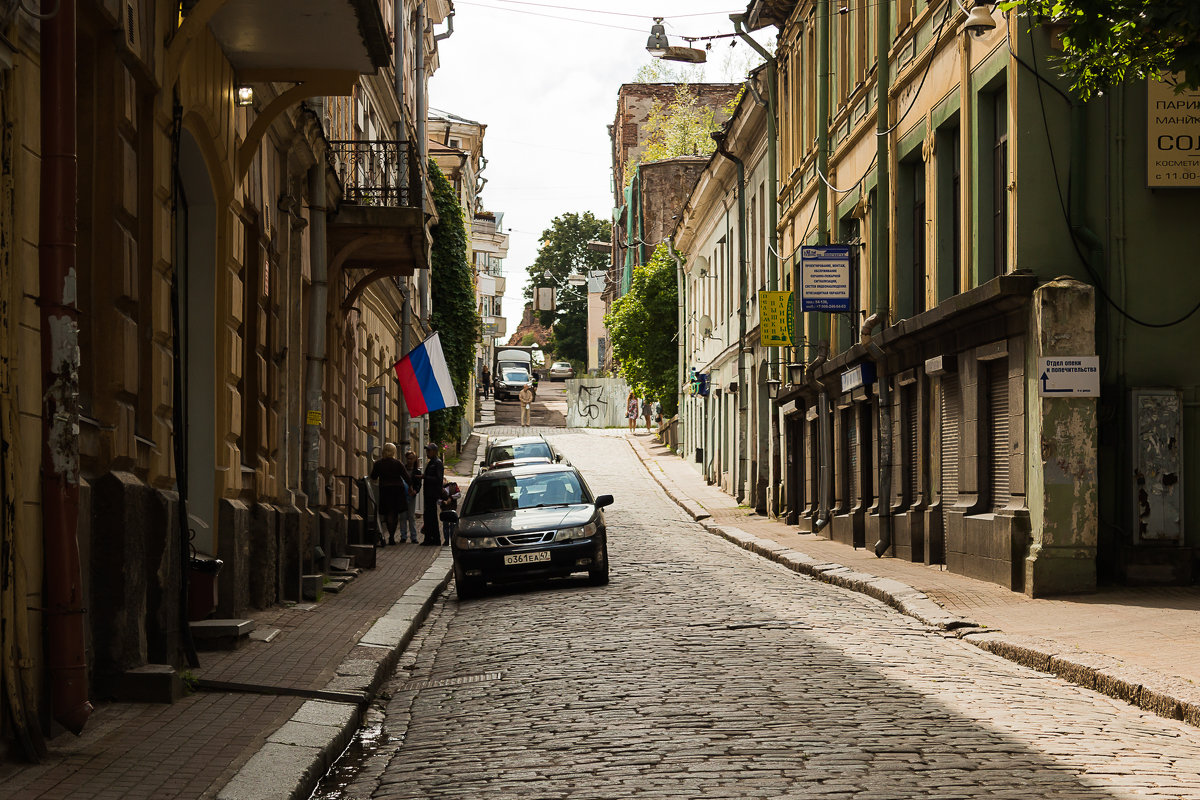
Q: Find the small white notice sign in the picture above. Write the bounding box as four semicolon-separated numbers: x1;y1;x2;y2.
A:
1038;356;1100;397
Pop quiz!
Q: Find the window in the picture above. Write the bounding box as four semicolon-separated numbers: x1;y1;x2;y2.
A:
898;153;926;317
991;90;1008;276
936;120;962;300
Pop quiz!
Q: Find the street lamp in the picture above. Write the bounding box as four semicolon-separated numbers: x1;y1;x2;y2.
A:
766;378;782;399
235;85;255;107
786;362;806;386
961;1;997;37
645;17;706;63
646;18;669;56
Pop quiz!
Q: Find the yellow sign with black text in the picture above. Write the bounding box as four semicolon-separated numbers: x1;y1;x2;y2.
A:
759;291;794;347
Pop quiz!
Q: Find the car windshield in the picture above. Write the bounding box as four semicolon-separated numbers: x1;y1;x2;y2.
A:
502;370;529;382
463;472;587;515
553;362;570;369
488;441;552;464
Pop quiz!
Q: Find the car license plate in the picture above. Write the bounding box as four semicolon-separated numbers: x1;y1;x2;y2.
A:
504;550;551;566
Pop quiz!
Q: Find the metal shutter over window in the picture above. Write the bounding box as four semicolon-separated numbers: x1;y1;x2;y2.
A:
904;384;918;507
847;409;858;506
987;360;1010;507
941;375;960;504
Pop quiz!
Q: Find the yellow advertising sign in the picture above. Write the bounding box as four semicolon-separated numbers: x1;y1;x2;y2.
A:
759;290;794;347
306;410;322;426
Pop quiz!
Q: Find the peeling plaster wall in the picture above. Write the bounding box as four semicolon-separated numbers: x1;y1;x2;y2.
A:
1027;278;1098;595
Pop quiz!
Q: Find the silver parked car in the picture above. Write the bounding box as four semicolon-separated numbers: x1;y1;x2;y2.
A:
547;361;575;381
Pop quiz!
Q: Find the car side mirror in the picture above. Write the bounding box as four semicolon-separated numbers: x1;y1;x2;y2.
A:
594;494;614;508
555;453;562;462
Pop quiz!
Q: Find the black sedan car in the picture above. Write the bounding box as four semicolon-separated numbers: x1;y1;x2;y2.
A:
452;463;613;598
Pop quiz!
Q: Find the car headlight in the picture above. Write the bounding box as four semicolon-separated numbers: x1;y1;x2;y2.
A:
455;536;499;549
553;522;597;542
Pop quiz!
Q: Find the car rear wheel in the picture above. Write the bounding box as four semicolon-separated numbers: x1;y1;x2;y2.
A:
588;537;609;586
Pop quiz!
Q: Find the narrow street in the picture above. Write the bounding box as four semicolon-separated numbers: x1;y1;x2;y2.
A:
316;427;1200;800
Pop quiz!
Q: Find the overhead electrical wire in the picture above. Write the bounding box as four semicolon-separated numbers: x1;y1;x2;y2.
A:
478;0;742;20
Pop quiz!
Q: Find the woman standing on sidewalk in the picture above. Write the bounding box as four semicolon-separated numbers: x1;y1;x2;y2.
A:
370;443;409;546
626;390;639;433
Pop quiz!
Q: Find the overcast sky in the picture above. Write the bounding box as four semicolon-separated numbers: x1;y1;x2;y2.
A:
428;0;772;339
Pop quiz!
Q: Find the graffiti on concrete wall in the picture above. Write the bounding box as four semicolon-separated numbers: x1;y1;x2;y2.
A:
565;378;629;428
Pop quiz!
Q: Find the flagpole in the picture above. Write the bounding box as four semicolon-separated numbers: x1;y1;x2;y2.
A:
365;331;440;387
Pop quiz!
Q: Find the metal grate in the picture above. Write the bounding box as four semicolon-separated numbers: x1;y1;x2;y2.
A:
403;672;502;692
986;359;1010;507
904;383;918;508
941;375;960;504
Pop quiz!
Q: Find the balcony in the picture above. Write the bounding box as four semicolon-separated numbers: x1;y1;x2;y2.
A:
183;0;390;81
477;273;505;297
327;140;430;308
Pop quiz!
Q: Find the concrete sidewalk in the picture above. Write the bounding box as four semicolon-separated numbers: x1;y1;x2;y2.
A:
0;435;482;800
624;429;1200;728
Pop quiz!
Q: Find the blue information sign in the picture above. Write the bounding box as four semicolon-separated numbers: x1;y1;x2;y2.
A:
800;245;852;312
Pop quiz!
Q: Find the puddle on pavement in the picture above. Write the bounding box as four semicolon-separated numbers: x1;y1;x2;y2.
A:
310;712;389;799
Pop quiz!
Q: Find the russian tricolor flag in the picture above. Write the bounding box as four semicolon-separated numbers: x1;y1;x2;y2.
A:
394;332;459;417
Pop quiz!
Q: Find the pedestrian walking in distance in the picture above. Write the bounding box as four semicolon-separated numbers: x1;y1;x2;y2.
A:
421;442;445;545
519;381;534;426
401;450;421;542
641;395;655;432
480;364;490;398
626;390;639;433
369;443;409;546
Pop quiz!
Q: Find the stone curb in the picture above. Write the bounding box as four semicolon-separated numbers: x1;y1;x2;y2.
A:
216;553;454;800
623;435;1200;731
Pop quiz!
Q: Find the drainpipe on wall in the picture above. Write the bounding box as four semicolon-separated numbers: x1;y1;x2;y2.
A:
806;341;831;531
1069;102;1103;267
39;0;92;735
434;9;454;42
712;130;749;503
813;0;831;354
302;155;329;504
874;0;891;320
862;313;893;556
732;15;783;516
415;1;430;323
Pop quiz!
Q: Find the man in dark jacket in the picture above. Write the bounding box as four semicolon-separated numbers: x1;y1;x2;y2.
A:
421;441;444;545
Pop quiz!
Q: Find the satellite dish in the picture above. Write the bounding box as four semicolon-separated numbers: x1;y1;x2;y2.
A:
699;315;713;338
694;256;709;278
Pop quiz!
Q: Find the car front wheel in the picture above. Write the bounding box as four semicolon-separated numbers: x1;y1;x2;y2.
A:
455;562;485;599
588;537;609;586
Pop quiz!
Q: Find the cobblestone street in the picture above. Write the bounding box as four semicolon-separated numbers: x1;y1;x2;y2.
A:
321;428;1200;800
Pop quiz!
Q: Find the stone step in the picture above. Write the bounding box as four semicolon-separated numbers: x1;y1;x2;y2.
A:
323;579;349;594
302;573;324;601
347;544;376;569
190;618;255;651
329;556;353;572
104;664;185;703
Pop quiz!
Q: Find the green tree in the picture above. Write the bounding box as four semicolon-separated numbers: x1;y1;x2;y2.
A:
1003;1;1200;98
604;243;679;417
428;160;479;445
624;84;732;187
633;60;705;84
524;212;611;364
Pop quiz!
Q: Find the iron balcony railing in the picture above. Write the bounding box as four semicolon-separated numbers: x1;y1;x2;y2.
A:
327;139;422;208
